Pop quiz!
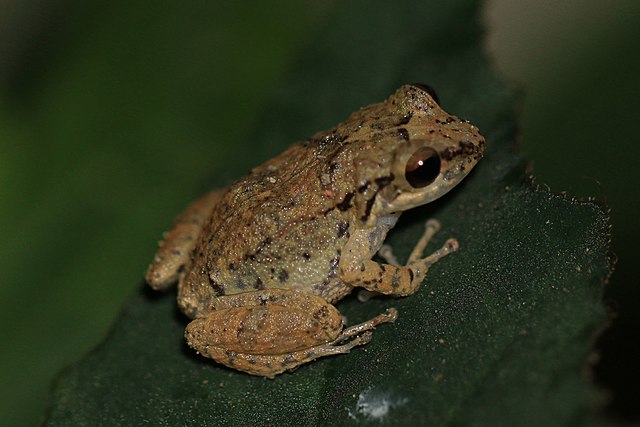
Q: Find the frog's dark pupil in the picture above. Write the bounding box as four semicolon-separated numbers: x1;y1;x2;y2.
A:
410;83;440;105
405;148;440;188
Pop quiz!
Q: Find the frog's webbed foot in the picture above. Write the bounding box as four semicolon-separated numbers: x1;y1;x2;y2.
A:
347;218;458;298
145;190;224;290
184;289;396;378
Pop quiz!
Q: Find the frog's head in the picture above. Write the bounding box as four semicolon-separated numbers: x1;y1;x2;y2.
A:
350;84;485;225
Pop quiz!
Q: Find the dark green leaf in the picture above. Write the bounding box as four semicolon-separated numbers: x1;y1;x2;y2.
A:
44;1;610;425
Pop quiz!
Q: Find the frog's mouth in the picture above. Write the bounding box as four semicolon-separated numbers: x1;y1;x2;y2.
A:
374;138;483;217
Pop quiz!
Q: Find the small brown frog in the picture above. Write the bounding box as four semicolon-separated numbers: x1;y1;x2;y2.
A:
146;84;484;378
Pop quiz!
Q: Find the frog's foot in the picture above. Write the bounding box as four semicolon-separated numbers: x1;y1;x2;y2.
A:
146;189;224;290
408;218;442;263
377;219;454;271
343;218;458;297
357;224;452;302
406;219;458;283
334;308;398;341
360;222;440;302
184;289;396;378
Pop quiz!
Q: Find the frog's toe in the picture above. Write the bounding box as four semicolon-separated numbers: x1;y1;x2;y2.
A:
335;308;397;342
377;244;400;266
411;237;459;273
425;218;441;232
408;218;443;263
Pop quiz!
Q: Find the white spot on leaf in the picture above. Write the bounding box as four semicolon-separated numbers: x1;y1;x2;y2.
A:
347;387;408;422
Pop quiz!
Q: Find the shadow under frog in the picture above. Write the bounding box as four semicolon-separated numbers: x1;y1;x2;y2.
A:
146;84;485;378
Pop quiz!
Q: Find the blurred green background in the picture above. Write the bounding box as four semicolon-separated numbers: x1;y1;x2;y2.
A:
0;1;637;425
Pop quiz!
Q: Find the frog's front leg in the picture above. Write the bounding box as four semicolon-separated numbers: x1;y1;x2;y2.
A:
184;289;396;378
341;219;458;297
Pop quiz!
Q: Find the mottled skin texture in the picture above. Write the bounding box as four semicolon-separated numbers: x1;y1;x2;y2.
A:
146;85;485;378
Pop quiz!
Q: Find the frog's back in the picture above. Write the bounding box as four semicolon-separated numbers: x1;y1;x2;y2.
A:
177;139;356;317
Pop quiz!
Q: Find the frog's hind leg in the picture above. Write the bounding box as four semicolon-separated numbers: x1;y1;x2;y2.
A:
145;189;225;290
202;328;377;379
184;289;396;377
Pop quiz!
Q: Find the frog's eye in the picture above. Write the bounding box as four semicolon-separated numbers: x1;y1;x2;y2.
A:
411;83;440;105
405;147;440;188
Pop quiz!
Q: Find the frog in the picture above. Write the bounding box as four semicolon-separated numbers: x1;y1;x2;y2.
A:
146;84;485;378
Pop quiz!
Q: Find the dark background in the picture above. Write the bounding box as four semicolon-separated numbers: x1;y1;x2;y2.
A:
0;1;637;425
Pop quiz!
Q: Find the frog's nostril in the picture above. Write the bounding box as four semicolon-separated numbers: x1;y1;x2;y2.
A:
405;147;440;188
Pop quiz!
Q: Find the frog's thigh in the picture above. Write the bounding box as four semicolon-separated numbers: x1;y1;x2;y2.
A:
146;189;225;290
186;289;343;354
185;289;343;372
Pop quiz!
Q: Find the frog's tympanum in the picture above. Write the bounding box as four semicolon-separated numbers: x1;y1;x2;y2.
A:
146;84;484;378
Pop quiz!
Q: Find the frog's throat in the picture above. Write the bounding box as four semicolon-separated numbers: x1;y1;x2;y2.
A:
368;173;467;227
